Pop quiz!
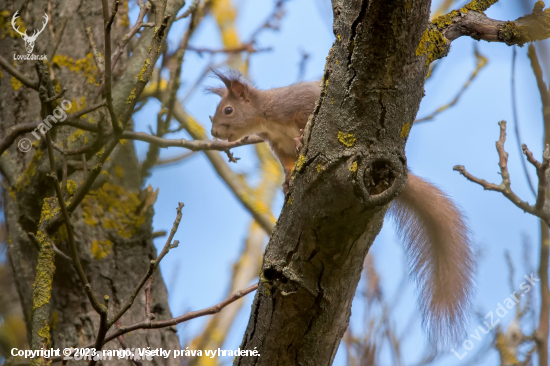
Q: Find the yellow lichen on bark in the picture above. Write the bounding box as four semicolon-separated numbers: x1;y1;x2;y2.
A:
212;0;239;47
126;88;137;104
11;77;23;90
212;0;242;70
32;232;55;310
91;239;114;260
0;10;25;39
64;96;87;116
82;183;146;238
400;122;411;138
15;149;43;193
119;0;130;27
338;131;357;147
295;155;306;172
462;0;499;13
138;59;150;82
52;54;100;85
416;26;447;66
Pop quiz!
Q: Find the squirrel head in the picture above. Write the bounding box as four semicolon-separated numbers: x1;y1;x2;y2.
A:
207;70;262;142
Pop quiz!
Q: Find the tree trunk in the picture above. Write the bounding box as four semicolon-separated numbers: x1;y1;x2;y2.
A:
0;0;183;364
235;0;431;365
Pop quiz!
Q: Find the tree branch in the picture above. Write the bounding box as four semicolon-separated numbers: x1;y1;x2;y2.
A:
0;102;105;156
513;46;538;197
437;1;550;45
108;203;184;327
522;143;550;211
0;54;39;90
102;0;121;134
49;284;258;363
454;121;550;226
122;131;263;151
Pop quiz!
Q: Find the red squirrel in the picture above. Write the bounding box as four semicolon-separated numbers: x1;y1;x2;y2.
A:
207;70;474;345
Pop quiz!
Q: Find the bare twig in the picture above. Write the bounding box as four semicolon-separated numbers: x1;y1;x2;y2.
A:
175;0;201;21
513;46;537;196
522;144;550;211
45;87;67;103
44;131;107;318
454;121;550;226
296;49;310;83
0;54;39;90
27;232;71;262
111;3;153;71
154;151;196;167
415;48;487;123
102;0;121;134
187;45;271;55
140;3;202;177
0;101;106;156
144;279;153;318
103;284;258;344
47;15;70;61
53;113;106;156
48;284;258;364
107;203;184;327
123;131;263;151
115;320;144;366
62;142;68;191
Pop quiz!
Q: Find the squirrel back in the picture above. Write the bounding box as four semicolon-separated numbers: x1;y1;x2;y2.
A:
208;70;474;345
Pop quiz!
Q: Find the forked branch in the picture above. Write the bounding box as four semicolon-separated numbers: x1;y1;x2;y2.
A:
454;121;550;226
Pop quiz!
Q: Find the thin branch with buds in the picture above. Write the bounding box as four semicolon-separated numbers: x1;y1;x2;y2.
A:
111;2;154;71
48;283;258;364
123;131;263;151
415;48;487;124
454;121;550;226
513;46;537;197
108;202;184;327
101;0;121;134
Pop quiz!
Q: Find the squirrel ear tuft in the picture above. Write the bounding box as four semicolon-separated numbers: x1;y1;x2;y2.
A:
211;69;252;99
212;69;232;89
230;79;248;99
204;86;227;97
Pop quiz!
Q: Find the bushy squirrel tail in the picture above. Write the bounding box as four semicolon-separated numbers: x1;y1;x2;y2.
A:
388;173;475;346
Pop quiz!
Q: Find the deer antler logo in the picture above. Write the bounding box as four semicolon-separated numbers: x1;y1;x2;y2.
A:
11;11;48;54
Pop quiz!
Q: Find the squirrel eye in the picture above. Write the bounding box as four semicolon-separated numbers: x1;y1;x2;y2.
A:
224;107;233;115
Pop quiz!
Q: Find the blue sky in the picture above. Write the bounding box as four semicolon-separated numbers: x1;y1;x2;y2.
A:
129;0;547;364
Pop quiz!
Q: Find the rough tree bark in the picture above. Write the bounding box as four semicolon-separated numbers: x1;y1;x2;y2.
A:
0;0;184;365
234;0;431;364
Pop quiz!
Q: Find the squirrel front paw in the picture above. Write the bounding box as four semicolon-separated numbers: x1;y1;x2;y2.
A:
293;129;304;155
